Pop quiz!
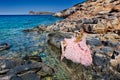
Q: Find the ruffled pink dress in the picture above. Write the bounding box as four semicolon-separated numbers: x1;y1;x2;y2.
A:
61;36;92;66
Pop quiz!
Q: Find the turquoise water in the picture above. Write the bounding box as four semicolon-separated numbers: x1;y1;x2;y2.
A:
0;15;62;57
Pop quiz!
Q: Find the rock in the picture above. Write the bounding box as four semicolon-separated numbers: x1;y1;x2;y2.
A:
100;47;113;54
110;55;120;67
0;43;10;51
48;32;73;48
102;41;119;48
82;18;98;24
23;25;47;33
0;59;23;69
83;24;94;33
21;73;40;80
54;7;77;18
7;62;53;75
22;55;42;62
0;69;9;74
98;10;111;15
53;12;63;17
112;5;120;12
0;75;13;80
1;0;118;79
10;76;22;80
0;57;54;80
113;50;120;56
86;38;102;46
93;55;105;66
117;64;120;72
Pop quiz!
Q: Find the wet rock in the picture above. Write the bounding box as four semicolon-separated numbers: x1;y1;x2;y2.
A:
0;59;23;69
23;25;47;33
21;73;40;80
0;43;10;51
0;57;54;80
10;76;22;80
22;55;42;62
7;62;53;75
87;38;102;46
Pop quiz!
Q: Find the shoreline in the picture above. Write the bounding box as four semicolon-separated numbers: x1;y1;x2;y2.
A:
0;0;120;79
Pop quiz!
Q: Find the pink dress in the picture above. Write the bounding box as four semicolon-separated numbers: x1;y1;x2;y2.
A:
61;36;92;66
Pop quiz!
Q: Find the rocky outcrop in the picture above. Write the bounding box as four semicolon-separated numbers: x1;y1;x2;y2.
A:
22;0;120;79
23;25;48;33
53;1;85;18
46;0;120;79
50;0;120;34
0;56;53;80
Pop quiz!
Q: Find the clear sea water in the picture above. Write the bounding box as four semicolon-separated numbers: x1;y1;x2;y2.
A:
0;15;62;57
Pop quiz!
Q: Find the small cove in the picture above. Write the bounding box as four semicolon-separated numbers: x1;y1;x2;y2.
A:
0;15;62;57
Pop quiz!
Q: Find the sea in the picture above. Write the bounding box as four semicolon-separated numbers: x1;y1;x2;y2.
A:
0;15;62;57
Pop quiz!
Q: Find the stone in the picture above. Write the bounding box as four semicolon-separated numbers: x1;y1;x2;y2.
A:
21;73;40;80
112;5;120;12
0;59;23;69
0;75;13;80
10;76;22;80
113;50;120;56
83;24;94;33
23;25;47;33
48;32;73;48
0;43;10;51
100;47;113;54
102;41;119;48
93;55;105;66
7;62;53;75
86;38;102;46
82;18;98;24
0;69;9;74
117;64;120;72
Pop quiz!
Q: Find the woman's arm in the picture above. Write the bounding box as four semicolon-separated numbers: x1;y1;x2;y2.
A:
60;40;66;61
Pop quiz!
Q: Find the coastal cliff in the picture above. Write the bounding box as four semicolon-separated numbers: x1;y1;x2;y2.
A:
0;0;120;80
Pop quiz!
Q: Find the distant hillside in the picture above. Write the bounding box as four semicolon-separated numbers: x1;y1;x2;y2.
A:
29;11;54;15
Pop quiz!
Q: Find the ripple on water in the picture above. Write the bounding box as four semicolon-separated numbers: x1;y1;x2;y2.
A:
0;15;62;57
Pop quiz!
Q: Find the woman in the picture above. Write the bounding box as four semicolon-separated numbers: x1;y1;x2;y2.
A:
61;30;92;66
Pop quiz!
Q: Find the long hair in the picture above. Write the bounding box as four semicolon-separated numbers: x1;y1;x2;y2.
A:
74;29;84;42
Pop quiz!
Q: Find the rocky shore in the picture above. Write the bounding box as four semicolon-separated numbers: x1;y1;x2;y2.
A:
0;0;120;80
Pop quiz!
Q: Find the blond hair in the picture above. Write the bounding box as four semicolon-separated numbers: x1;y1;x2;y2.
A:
74;30;84;42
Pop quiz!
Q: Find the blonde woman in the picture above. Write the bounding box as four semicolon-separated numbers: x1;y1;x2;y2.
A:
61;30;92;66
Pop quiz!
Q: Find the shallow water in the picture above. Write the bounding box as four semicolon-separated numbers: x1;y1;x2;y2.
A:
0;15;62;57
